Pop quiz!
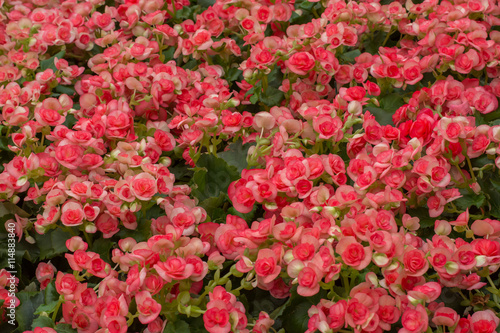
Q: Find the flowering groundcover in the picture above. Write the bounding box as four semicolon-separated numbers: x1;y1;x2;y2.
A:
1;0;500;332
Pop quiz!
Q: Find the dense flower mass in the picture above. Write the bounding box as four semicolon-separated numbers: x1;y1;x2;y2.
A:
0;0;500;332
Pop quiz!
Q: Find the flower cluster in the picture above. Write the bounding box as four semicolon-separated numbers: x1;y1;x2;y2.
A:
1;0;500;332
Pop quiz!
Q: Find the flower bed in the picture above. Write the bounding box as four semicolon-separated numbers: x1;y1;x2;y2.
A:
1;0;500;332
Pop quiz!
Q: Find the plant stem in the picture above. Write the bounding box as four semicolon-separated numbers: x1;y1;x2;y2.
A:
52;299;62;322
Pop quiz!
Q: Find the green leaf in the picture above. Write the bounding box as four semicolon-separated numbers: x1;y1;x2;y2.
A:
40;51;65;72
281;289;327;333
218;140;253;173
32;316;55;329
267;65;284;88
365;93;405;126
34;228;72;260
364;31;386;55
481;173;500;219
260;86;284;107
474;106;500;126
117;217;152;243
55;323;77;333
44;282;59;305
183;58;198;70
54;85;75;96
34;300;59;315
16;290;45;331
380;93;405;112
226;67;243;83
249;94;259;104
454;190;485;210
365;104;394;126
340;49;361;64
299;0;315;10
228;205;257;224
162;47;175;62
199;194;227;223
190;154;239;202
197;0;215;8
164;320;191;333
63;114;77;129
91;237;114;263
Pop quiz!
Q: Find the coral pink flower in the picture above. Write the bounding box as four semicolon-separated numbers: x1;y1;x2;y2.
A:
136;291;161;324
204;300;231;333
400;305;428;333
470;310;500;333
336;236;372;270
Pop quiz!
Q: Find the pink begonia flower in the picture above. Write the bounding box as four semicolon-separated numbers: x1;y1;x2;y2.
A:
470;310;500;333
154;257;194;282
399;304;428;333
203;300;231;333
136;291;161;324
336;236;372;270
432;307;459;327
286;52;316;76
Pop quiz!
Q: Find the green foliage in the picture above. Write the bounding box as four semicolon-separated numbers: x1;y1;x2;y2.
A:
365;93;405;125
15;290;46;331
340;49;361;64
260;86;285;107
281;289;328;333
164;320;191;333
198;193;227;223
454;190;486;210
34;228;72;260
32;316;55;329
190;154;240;202
218;140;253;173
55;324;77;333
40;51;65;72
91;237;114;263
478;172;500;219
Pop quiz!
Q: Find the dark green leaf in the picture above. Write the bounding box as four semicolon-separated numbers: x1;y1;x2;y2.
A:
249;94;259;104
363;31;386;55
34;300;59;315
267;66;284;88
190;154;239;202
199;194;226;222
260;86;284;107
281;289;327;333
218;140;253;173
55;323;77;333
40;51;65;72
228;205;257;224
299;1;315;10
91;237;114;263
44;282;59;305
454;190;485;210
380;94;405;113
116;218;151;243
16;290;45;331
226;68;243;83
54;85;75;96
34;228;72;260
162;47;175;62
340;49;361;64
183;58;198;70
164;320;191;333
32;316;55;329
62;114;77;132
365;93;405;126
197;0;215;8
365;105;394;126
482;173;500;219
